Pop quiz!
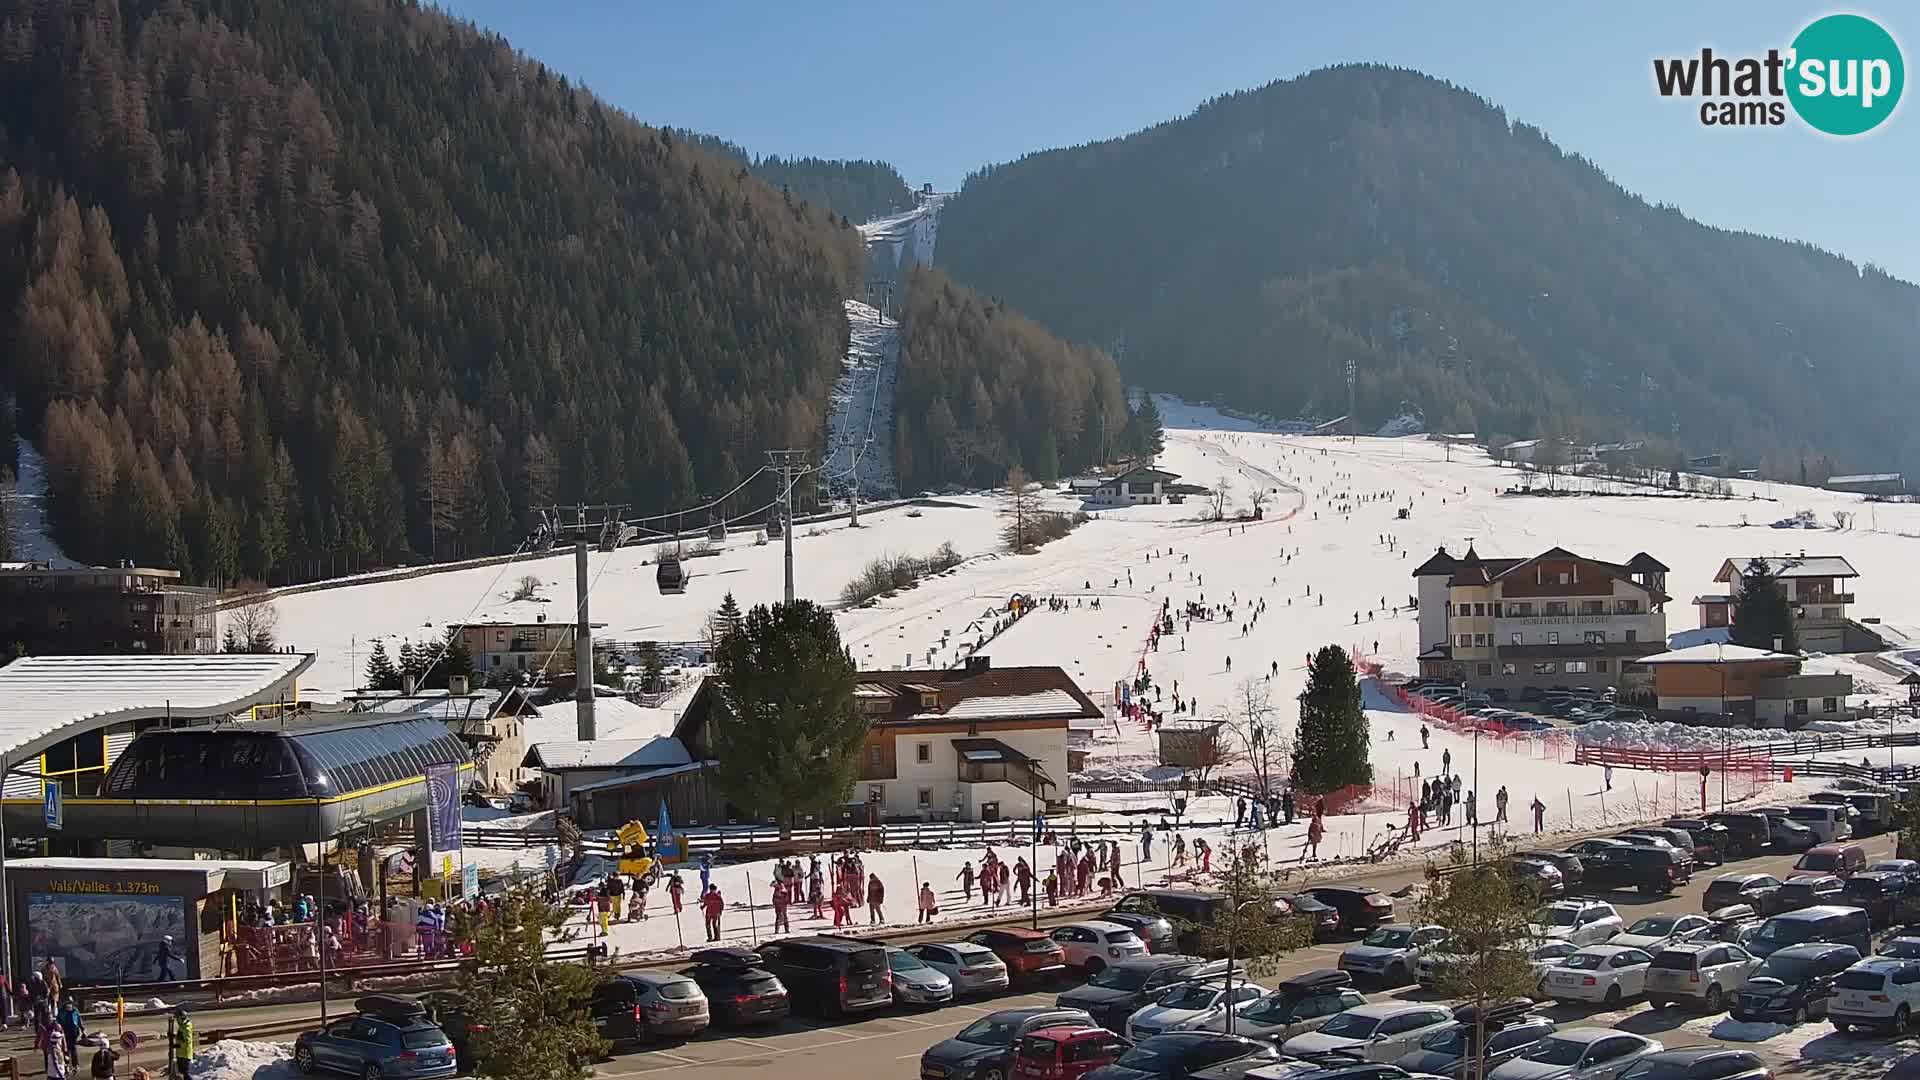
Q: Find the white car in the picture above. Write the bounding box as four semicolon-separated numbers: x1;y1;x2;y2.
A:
1197;979;1368;1039
1610;914;1714;953
1530;901;1623;947
1337;924;1450;985
904;941;1011;994
1126;979;1268;1040
1488;1029;1662;1080
1279;1002;1454;1062
1544;945;1654;1007
1049;921;1149;974
1641;942;1760;1011
1829;956;1920;1033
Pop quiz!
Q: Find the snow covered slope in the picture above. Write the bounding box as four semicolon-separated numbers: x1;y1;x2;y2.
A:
0;436;76;566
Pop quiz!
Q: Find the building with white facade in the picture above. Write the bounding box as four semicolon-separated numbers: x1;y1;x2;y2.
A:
1414;545;1670;694
1637;642;1853;726
1085;466;1181;506
1700;554;1875;653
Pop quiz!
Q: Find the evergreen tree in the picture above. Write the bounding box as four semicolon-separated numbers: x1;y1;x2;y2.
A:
365;640;401;692
636;641;665;693
705;592;743;650
1126;394;1165;456
451;886;605;1080
431;626;475;689
1291;645;1371;793
398;640;425;690
712;600;865;834
1731;558;1798;653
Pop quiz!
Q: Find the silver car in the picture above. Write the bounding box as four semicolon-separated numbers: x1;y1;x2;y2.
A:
889;947;956;1006
1338;924;1449;985
1488;1028;1662;1080
907;941;1012;995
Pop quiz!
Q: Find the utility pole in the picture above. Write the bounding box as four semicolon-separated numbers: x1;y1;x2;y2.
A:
1345;358;1357;443
767;450;808;605
574;540;595;740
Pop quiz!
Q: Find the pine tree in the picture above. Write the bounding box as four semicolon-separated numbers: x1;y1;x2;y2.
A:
1731;558;1798;653
397;640;423;689
451;886;605;1080
705;591;743;651
712;600;865;834
1291;645;1371;793
636;640;665;693
365;640;400;692
1128;394;1165;456
432;626;475;689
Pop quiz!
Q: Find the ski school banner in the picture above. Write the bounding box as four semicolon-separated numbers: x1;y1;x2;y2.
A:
426;762;463;865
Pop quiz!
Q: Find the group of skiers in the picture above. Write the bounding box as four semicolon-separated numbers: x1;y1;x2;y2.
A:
3;961;145;1080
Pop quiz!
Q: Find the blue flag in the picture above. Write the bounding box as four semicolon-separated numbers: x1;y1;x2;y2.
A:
656;796;678;858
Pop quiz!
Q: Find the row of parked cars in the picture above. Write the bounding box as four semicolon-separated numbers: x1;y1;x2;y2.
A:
1399;679;1643;728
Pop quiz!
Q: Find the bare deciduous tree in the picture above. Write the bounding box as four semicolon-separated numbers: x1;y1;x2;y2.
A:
1206;472;1231;521
223;598;280;653
1216;677;1290;800
1001;465;1043;552
511;574;542;601
1248;486;1271;517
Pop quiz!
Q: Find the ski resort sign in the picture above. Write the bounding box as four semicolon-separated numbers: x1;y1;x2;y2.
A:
1653;13;1903;135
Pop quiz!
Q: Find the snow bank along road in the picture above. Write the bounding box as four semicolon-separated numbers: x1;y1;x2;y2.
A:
156;832;1904;1080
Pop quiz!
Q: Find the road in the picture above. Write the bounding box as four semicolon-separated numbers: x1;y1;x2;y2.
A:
3;832;1902;1079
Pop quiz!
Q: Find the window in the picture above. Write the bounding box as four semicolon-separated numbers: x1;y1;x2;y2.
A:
1823;697;1839;714
869;747;882;765
1615;599;1639;614
1533;661;1558;675
1474;634;1489;647
1584;630;1606;644
917;788;932;808
1580;600;1604;615
1595;660;1609;673
1547;632;1560;646
1501;663;1517;676
1509;602;1534;617
1545;601;1570;616
1625;629;1638;643
1794;699;1809;716
1564;661;1589;674
1477;664;1492;677
1473;603;1487;617
1510;632;1523;646
1457;634;1471;648
916;743;931;763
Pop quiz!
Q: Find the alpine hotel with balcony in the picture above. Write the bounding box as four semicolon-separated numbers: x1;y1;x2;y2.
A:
1414;545;1670;695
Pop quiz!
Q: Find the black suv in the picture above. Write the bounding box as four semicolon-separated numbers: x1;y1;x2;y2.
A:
756;935;891;1016
1055;955;1222;1032
1592;844;1690;895
1306;886;1396;934
683;947;790;1026
1732;942;1861;1024
1702;874;1785;916
1662;818;1731;865
1111;888;1296;955
1708;812;1772;857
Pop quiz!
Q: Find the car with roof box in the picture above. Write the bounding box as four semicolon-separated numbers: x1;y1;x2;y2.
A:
1338;924;1449;986
1700;874;1784;916
1616;1049;1768;1080
1012;1026;1132;1080
1642;941;1760;1011
681;947;791;1025
1746;905;1872;958
1691;905;1763;947
1485;1028;1662;1080
1056;956;1227;1032
922;1007;1099;1080
1279;1002;1454;1062
1125;978;1268;1040
1392;998;1552;1080
1192;970;1364;1040
755;935;891;1015
296;996;459;1080
1083;1032;1282;1080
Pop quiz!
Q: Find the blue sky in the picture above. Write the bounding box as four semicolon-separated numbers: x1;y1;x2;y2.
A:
437;1;1916;282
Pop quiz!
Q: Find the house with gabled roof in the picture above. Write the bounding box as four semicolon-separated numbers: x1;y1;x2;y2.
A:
1701;553;1878;652
1413;544;1670;693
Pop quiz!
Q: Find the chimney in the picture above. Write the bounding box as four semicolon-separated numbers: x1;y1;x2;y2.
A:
966;655;991;674
449;674;469;696
402;673;417;696
1773;636;1784;653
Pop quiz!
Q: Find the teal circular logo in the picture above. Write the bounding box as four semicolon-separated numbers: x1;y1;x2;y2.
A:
1787;14;1904;135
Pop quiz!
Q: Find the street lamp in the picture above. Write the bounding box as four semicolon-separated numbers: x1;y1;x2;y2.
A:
1223;897;1266;1034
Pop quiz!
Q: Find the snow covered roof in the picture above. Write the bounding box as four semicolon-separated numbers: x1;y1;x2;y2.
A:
1638;643;1798;665
1716;556;1859;581
0;653;312;760
846;664;1102;726
521;735;693;771
937;690;1089;720
1;856;289;891
1692;594;1733;605
566;760;710;794
524;697;679;744
1827;473;1902;485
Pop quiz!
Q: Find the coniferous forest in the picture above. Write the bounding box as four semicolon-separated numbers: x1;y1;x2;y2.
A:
936;65;1920;476
0;0;864;584
667;130;916;226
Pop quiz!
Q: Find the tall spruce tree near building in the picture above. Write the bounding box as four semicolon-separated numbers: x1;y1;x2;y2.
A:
452;886;604;1080
364;641;401;692
1731;558;1798;653
705;592;744;650
713;599;866;834
1291;645;1371;793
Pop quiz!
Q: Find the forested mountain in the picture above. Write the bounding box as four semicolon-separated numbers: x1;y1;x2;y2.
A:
667;130;915;225
894;265;1149;492
0;0;864;584
936;65;1920;475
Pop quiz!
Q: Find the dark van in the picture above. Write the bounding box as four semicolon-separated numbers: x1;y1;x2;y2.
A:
755;935;891;1015
1708;812;1772;857
1745;905;1872;958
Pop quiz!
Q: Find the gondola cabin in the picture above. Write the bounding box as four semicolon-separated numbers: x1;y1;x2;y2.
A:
656;553;687;594
706;521;726;542
765;513;784;540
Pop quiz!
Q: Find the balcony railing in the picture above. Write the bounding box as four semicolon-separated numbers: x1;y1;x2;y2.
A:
1795;593;1854;606
959;761;1048;797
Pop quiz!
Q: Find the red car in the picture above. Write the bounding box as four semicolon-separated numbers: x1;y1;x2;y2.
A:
967;928;1067;980
1011;1026;1128;1080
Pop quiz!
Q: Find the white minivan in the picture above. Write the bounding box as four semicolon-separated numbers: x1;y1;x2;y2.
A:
1786;804;1852;844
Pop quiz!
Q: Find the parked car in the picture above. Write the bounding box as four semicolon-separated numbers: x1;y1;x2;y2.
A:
1393;999;1554;1080
1084;1032;1282;1080
1796;844;1869;879
1701;874;1785;917
1660;819;1730;865
1052;921;1151;974
1125;979;1268;1040
1338;924;1450;986
1843;871;1920;928
587;971;711;1047
1786;804;1852;844
1057;956;1222;1032
1306;886;1397;934
1880;937;1920;960
1751;809;1817;852
921;1007;1098;1080
1872;859;1920;876
1418;938;1574;998
1829;956;1920;1033
910;941;1013;995
1564;840;1632;876
1692;905;1764;947
1112;889;1292;956
1746;906;1873;958
1503;859;1567;902
1013;1027;1132;1080
756;936;892;1015
1529;901;1623;947
1774;875;1846;912
1278;1002;1454;1062
682;947;791;1025
1732;942;1861;1024
295;997;458;1080
1519;852;1585;892
969;928;1070;982
1612;915;1714;954
1485;1029;1662;1080
1706;813;1772;857
1195;971;1364;1040
416;992;475;1075
1617;829;1698;869
1616;1049;1768;1080
1543;945;1654;1008
1100;910;1178;954
890;947;958;1007
1642;942;1761;1012
1600;845;1691;896
1277;892;1345;941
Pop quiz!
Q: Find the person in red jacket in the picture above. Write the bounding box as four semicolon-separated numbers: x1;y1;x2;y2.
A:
700;885;725;942
866;873;885;925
